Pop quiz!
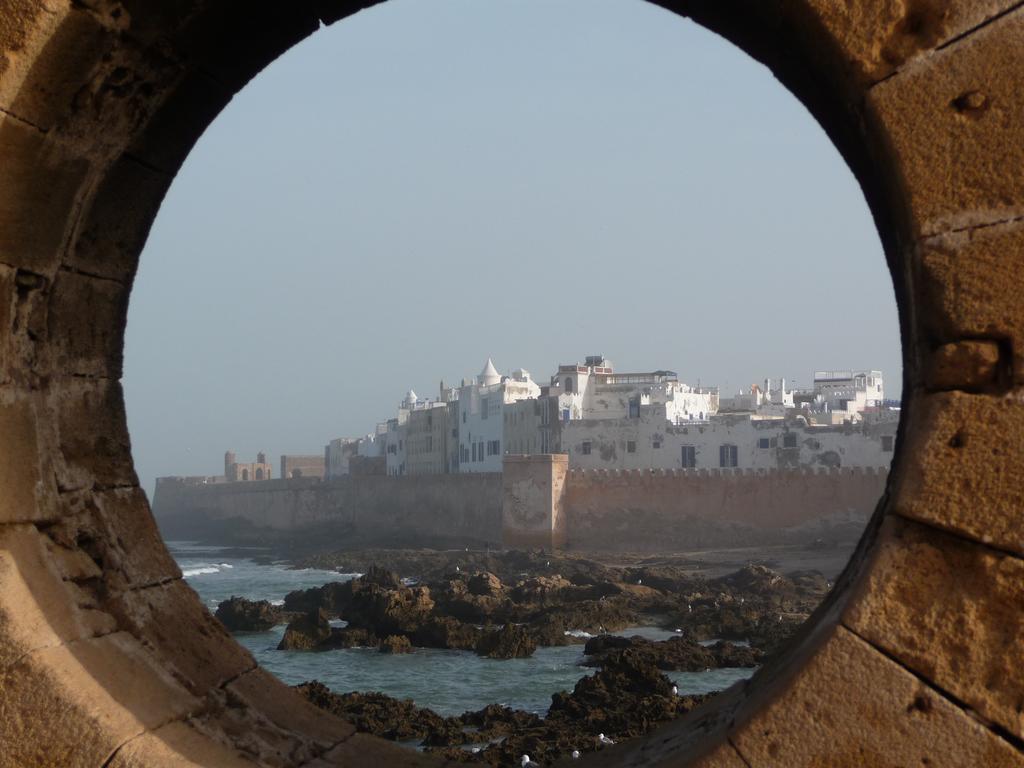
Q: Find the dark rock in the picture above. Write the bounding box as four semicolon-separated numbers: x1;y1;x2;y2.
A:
379;634;413;654
214;596;284;632
467;571;504;597
475;623;537;659
410;616;483;651
277;608;331;650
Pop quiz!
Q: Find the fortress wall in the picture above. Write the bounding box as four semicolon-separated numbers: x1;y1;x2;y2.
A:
154;463;888;552
563;466;889;551
153;473;504;547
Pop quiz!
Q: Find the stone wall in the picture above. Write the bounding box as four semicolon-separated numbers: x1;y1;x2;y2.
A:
156;460;886;552
154;473;504;549
564;466;888;551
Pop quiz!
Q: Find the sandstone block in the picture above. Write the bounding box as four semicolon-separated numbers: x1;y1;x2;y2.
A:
0;3;109;130
47;269;127;378
892;390;1024;555
0;398;46;523
51;377;137;491
105;578;254;696
0;116;90;272
0;524;112;671
803;0;1017;84
0;631;198;767
918;220;1024;382
225;667;354;748
925;339;1002;391
65;153;172;281
108;720;258;768
868;9;1024;236
845;515;1024;738
731;626;1024;766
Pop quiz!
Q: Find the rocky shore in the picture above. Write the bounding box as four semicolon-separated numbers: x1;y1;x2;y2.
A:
212;548;834;765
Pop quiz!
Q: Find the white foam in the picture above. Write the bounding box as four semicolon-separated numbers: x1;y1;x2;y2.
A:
182;566;220;578
218;563;234;569
269;599;285;606
564;629;594;639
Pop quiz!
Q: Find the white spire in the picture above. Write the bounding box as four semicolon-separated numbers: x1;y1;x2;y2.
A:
403;389;419;408
478;357;501;386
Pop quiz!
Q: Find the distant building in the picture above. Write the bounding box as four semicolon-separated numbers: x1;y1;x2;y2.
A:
224;450;272;482
280;454;325;480
456;359;540;473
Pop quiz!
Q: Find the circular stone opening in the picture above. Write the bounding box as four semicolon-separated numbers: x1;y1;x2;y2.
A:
1;1;1021;766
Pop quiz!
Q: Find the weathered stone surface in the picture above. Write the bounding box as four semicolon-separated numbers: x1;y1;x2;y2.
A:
731;626;1024;766
108;720;258;768
0;116;90;272
225;667;355;747
926;339;1002;390
869;9;1024;236
47;269;127;378
892;390;1024;554
803;0;1017;84
51;378;137;491
918;220;1024;382
66;153;173;282
0;524;109;670
846;515;1024;738
0;5;114;131
0;400;42;523
105;578;254;696
0;631;198;768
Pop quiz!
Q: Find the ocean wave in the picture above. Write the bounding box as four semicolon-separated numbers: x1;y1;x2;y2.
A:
269;599;285;606
219;563;234;569
182;566;221;578
563;629;594;639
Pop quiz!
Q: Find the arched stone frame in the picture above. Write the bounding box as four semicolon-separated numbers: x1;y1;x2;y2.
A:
0;1;1022;766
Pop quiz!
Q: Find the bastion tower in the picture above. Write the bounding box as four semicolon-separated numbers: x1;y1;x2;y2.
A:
224;450;236;478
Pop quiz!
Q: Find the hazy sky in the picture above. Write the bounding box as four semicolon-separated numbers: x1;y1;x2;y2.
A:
124;0;902;495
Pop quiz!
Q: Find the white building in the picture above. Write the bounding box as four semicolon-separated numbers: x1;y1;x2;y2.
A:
562;411;896;471
808;370;885;422
457;358;540;473
547;355;718;425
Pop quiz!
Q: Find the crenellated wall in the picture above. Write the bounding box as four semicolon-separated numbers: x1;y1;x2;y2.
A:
564;465;889;551
155;459;887;552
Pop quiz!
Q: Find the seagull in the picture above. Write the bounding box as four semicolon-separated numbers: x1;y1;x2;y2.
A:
598;733;615;746
688;603;692;613
671;684;678;696
571;750;581;759
455;565;460;572
521;755;541;767
637;578;643;585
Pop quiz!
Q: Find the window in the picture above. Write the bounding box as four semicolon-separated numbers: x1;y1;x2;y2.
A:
881;435;894;452
481;397;488;419
627;440;636;453
565;378;573;393
462;411;466;424
472;443;477;462
653;440;661;449
783;433;798;448
581;441;592;455
562;408;570;424
681;445;696;468
487;439;501;456
758;437;771;449
719;444;738;468
629;398;640;418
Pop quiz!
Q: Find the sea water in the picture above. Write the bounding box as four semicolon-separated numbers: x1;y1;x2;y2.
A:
170;541;754;717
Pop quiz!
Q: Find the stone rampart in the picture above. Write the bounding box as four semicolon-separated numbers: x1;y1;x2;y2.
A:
154;473;504;549
156;461;887;552
564;465;889;551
